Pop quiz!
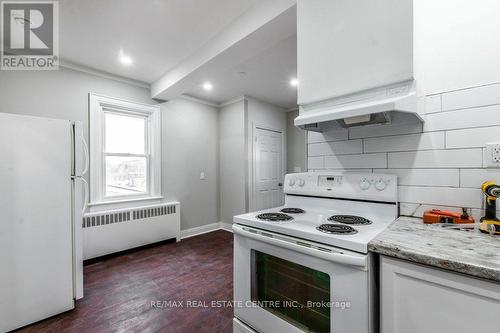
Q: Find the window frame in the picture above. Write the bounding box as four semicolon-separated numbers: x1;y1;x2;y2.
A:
89;93;162;207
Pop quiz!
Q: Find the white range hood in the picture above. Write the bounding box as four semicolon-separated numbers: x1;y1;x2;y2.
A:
295;80;424;132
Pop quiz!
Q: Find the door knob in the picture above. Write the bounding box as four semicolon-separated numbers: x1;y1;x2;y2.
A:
278;183;283;187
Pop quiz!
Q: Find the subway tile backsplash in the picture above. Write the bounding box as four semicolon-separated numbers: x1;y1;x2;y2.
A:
363;132;445;153
424;104;500;131
387;149;483;169
307;82;500;218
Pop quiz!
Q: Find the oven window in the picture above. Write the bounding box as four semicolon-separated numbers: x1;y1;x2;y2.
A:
251;250;330;332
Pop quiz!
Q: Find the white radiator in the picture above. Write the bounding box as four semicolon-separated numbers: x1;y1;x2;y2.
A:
82;202;180;260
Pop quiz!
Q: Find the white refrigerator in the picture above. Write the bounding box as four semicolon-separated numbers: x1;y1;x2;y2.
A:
0;112;87;332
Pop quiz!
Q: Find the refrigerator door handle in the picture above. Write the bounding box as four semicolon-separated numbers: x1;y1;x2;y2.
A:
80;177;89;214
81;135;89;176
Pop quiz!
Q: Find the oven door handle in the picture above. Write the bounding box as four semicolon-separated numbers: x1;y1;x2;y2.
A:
233;224;367;268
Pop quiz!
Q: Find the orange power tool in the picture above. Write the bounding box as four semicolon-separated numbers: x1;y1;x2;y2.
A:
423;208;474;224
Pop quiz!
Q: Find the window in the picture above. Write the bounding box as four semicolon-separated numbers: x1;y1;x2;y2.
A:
89;94;161;206
104;112;147;197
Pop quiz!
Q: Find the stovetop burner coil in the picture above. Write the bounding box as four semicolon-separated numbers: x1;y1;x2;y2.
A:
256;212;293;222
280;208;305;214
316;224;358;235
328;215;372;225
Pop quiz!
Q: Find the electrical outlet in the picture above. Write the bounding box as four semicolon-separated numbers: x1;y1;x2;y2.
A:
485;143;500;167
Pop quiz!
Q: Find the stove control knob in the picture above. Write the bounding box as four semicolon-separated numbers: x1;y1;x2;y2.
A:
297;178;305;187
359;178;371;191
288;178;296;186
375;179;388;191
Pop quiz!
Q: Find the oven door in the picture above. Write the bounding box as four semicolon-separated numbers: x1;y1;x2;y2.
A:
233;224;373;333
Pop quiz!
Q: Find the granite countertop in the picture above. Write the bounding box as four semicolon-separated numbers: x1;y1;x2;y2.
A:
369;217;500;282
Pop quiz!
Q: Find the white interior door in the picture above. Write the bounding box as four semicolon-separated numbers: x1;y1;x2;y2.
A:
253;127;283;210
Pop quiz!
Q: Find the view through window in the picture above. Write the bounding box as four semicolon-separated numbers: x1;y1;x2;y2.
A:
104;112;148;197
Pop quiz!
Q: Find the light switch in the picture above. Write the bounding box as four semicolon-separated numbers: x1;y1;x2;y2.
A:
200;172;205;180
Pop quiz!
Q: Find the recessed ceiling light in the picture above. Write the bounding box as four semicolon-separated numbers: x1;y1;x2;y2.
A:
118;49;133;66
202;82;213;91
290;78;299;87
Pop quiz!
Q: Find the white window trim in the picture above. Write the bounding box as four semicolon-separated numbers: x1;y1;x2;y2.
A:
89;93;162;208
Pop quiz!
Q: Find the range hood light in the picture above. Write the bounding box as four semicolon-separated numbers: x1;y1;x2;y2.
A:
343;114;371;126
337;112;391;128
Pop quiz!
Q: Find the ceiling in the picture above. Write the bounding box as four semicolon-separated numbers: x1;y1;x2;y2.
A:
59;0;297;108
185;35;297;109
59;0;258;83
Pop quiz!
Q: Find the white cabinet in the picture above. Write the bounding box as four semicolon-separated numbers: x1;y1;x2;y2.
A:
297;0;413;105
381;256;500;333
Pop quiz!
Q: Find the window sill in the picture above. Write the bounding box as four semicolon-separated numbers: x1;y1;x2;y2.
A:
87;196;165;213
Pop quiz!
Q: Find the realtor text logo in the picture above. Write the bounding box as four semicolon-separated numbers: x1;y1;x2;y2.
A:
1;1;58;70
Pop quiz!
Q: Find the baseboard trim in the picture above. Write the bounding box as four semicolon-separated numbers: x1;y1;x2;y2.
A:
219;222;233;232
181;222;233;239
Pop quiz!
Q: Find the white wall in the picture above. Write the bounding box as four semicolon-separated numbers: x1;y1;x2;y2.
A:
219;99;247;224
287;110;306;173
246;97;287;210
161;98;219;230
0;67;220;231
0;67;151;126
414;0;500;95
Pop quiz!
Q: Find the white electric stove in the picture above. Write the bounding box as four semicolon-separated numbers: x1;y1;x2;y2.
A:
233;172;398;333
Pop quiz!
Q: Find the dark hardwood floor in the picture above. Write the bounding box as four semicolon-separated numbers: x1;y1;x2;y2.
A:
17;230;233;333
